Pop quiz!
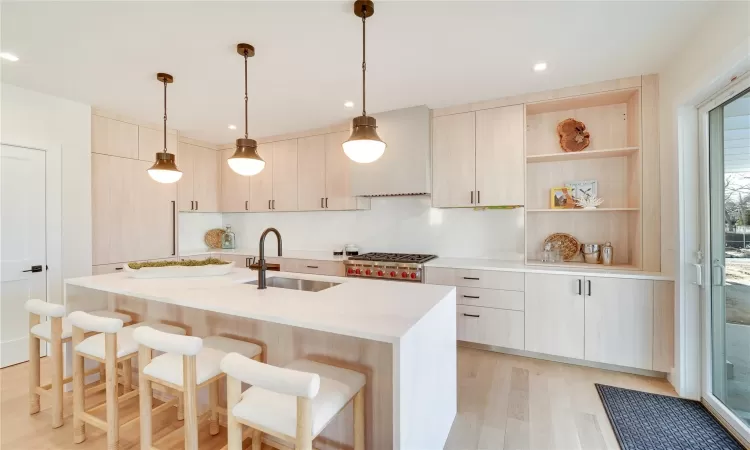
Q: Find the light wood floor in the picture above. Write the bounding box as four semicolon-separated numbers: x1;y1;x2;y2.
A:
0;346;675;450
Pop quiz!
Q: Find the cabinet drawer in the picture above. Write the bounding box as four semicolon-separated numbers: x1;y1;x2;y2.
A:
457;287;524;311
215;254;256;267
425;267;524;291
457;305;524;350
283;259;345;277
92;263;126;275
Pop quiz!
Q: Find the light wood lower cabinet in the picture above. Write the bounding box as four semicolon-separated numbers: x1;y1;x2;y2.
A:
584;276;654;370
282;259;345;277
524;273;585;359
456;287;524;311
457;305;524;350
424;267;524;291
653;281;675;373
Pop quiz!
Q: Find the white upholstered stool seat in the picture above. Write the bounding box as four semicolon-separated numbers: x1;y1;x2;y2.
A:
144;347;225;386
30;310;132;341
75;322;185;360
232;359;366;439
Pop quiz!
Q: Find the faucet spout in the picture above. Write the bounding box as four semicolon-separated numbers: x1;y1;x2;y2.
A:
257;227;282;289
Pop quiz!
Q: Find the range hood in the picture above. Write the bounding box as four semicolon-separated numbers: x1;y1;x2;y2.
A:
349;105;431;197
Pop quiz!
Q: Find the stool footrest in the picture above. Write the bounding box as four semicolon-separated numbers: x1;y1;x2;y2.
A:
79;411;108;431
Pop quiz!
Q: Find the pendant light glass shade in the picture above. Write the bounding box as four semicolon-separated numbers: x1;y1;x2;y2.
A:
343;115;386;163
148;73;182;183
228;138;265;176
148;152;183;183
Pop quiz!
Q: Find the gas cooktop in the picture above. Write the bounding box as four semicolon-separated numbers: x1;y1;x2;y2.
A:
343;253;438;282
346;253;437;264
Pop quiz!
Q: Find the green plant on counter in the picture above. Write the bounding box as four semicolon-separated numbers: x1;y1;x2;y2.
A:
127;258;230;270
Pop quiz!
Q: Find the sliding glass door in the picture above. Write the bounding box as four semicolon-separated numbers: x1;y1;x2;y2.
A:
704;86;750;434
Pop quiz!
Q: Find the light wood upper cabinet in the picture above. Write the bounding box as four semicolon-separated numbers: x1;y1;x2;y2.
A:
525;273;585;359
271;139;298;211
137;126;177;163
92;115;138;159
220;148;250;212
177;142;195;211
249;143;274;211
325;130;357;210
432;112;476;207
177;142;219;212
475;105;525;206
584;277;654;370
297;135;327;211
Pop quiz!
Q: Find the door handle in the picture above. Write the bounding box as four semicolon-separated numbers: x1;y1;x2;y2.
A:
22;265;43;273
586;279;592;296
171;200;176;256
713;260;726;286
470;191;474;204
477;191;481;204
692;263;703;286
463;313;480;318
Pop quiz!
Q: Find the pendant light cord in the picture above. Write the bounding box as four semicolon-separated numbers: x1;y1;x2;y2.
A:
163;79;168;153
361;7;367;117
244;51;249;139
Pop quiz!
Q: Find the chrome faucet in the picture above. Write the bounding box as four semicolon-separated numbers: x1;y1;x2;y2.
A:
257;227;282;289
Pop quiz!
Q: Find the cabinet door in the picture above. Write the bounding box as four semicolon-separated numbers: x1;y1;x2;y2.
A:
475;105;525;206
133;158;178;261
525;273;584;359
271;139;298;211
92;115;138;159
297;135;327;211
249;143;274;211
220;148;251;212
432;112;476;207
138;126;177;163
191;145;220;212
325;131;357;211
92;153;128;264
457;305;524;349
177;142;195;212
584;277;654;370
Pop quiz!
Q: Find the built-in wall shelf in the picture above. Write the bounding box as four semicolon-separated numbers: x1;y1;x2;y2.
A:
526;260;640;271
526;147;639;163
527;208;640;213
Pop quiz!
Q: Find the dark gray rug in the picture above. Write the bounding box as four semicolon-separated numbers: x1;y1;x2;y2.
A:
595;384;744;450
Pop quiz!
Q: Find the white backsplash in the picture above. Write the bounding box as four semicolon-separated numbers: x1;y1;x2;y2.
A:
220;197;524;259
179;212;224;251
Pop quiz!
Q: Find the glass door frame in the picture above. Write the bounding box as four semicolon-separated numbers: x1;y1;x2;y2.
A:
698;73;750;443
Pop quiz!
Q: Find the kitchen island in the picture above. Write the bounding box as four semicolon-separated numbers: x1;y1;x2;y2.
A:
64;268;457;450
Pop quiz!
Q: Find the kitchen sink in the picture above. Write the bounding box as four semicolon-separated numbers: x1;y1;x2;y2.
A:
245;277;340;292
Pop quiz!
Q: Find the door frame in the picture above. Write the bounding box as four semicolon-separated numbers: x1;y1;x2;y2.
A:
697;73;750;443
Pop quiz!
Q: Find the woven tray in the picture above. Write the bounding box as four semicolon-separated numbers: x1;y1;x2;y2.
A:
544;233;580;261
204;228;225;249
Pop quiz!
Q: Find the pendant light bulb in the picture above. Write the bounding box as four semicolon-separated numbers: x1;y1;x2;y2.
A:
344;0;386;164
229;43;265;176
148;73;182;183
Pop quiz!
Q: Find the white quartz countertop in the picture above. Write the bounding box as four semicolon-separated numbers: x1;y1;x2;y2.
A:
65;269;454;344
180;248;347;262
424;257;674;281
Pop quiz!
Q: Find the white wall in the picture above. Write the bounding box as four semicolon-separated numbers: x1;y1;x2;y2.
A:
658;1;750;398
220;197;525;259
1;83;92;306
179;212;224;251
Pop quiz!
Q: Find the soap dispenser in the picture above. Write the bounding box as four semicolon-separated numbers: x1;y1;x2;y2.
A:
222;225;236;249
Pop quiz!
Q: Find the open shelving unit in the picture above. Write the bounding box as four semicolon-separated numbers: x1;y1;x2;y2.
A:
524;88;644;270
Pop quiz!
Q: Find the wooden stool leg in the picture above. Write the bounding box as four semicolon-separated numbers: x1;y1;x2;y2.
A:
121;359;132;393
99;363;105;384
138;345;153;450
354;388;365;450
184;355;198;450
208;380;219;436
227;376;243;450
251;429;262;450
73;327;86;443
105;333;120;450
28;313;41;415
177;394;184;421
296;397;313;450
51;317;64;429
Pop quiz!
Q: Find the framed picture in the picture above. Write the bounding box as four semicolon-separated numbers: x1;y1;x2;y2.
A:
550;186;576;209
566;180;598;201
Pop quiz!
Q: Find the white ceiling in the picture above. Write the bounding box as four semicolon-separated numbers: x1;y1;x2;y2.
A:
2;1;716;144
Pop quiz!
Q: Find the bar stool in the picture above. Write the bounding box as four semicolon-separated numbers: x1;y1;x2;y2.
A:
24;299;132;428
220;353;366;450
133;327;263;450
68;311;186;449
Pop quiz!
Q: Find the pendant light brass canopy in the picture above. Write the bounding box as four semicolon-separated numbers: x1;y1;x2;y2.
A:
228;43;265;176
343;0;386;164
148;73;183;183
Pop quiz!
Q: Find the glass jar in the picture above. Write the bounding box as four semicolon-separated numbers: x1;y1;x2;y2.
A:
222;225;236;249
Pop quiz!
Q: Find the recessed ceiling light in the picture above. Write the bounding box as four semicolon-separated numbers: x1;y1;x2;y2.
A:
344;101;354;108
533;62;547;72
0;52;19;62
228;124;237;130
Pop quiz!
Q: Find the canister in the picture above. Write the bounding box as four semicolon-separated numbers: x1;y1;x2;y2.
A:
602;242;614;266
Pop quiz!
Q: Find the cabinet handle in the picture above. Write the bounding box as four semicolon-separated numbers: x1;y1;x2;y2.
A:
463;277;480;281
171;200;176;256
306;265;319;269
272;199;276;210
470;191;474;204
268;200;271;210
190;200;194;210
245;201;248;211
463;313;480;318
321;198;324;209
245;257;251;268
477;191;481;204
325;197;328;209
462;295;480;299
576;279;582;295
115;267;123;271
195;200;198;210
587;279;592;296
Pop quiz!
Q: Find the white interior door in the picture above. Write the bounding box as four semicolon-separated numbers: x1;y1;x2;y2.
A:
1;144;47;368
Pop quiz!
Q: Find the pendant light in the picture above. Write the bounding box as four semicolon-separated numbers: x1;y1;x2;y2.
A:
343;0;386;164
148;73;182;183
228;43;265;176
